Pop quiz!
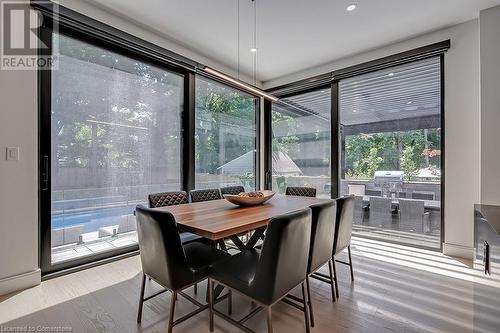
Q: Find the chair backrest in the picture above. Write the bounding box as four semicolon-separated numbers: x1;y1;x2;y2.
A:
135;205;192;291
220;186;245;196
252;208;312;305
365;189;382;197
308;200;336;273
353;196;364;225
190;188;222;202
399;199;424;221
369;197;392;216
398;198;425;233
149;191;188;208
412;191;435;201
285;186;316;197
333;196;355;255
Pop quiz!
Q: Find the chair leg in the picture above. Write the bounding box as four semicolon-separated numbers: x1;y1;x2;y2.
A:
305;277;314;327
228;289;233;315
348;245;355;282
137;274;146;323
168;291;176;333
332;258;340;299
194;282;198;295
266;306;273;333
209;279;214;332
301;282;311;333
328;259;336;302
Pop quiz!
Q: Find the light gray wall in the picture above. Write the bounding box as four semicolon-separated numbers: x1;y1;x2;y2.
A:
0;38;40;294
265;20;482;259
480;5;500;205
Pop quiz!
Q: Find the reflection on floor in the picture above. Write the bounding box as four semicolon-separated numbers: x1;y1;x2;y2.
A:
353;225;441;249
2;237;499;332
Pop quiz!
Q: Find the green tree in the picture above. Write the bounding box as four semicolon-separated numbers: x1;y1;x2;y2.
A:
195;80;255;174
400;145;418;181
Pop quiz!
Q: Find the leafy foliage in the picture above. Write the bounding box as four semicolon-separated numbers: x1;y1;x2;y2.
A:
195;79;256;174
344;129;441;180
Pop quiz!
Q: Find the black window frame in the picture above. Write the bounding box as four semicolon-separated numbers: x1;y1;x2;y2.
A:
264;41;448;251
37;4;262;278
193;74;261;192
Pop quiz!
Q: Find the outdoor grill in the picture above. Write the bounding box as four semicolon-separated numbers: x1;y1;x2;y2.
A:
373;171;404;197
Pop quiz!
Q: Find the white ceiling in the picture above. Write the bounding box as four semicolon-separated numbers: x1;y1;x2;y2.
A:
84;0;500;83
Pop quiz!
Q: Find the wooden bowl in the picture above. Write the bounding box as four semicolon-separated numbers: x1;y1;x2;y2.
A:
223;191;276;207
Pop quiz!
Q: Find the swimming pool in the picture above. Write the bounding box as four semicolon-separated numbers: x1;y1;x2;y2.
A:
51;204;143;232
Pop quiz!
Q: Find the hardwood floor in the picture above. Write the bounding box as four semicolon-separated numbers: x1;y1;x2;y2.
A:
1;237;499;333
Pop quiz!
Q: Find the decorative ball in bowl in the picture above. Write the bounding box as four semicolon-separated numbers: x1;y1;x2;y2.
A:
223;190;276;207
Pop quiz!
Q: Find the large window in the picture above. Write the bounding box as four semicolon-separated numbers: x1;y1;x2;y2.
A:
195;77;258;190
339;57;442;249
271;89;331;198
49;33;183;264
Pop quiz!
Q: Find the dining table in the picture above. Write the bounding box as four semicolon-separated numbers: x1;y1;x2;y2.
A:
153;193;332;301
153;194;332;251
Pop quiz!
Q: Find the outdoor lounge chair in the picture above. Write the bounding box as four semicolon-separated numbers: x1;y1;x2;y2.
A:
398;199;431;233
369;197;392;229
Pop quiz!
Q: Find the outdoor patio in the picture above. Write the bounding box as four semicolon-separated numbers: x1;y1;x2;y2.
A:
52;231;137;264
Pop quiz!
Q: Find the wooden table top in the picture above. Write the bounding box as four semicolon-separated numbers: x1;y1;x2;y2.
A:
153;194;332;240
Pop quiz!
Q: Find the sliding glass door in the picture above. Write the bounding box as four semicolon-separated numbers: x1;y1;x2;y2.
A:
44;32;184;269
40;29;262;274
195;77;258;190
338;57;442;249
270;89;332;198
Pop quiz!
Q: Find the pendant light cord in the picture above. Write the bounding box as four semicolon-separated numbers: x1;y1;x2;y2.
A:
253;0;257;86
237;0;240;80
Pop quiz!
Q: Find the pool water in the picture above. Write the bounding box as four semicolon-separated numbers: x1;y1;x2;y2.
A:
51;204;142;232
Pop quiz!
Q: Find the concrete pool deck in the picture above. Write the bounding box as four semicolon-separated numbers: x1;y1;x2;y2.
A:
52;230;138;264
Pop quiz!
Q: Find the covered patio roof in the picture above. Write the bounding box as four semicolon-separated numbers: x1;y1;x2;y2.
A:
274;57;441;136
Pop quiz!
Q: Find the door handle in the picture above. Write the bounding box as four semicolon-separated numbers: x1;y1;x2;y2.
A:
41;155;49;191
265;171;272;189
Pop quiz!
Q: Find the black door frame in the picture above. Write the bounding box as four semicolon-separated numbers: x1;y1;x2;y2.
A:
37;5;262;277
264;42;448;251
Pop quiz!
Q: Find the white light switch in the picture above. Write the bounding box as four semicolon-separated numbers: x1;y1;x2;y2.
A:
6;147;19;161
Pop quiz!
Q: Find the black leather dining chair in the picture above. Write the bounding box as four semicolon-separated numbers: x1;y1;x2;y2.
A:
285;186;317;197
220;185;245;195
209;208;312;333
303;200;337;326
148;191;203;244
148;191;206;294
312;195;355;301
332;195;355;297
190;188;222;202
135;205;231;333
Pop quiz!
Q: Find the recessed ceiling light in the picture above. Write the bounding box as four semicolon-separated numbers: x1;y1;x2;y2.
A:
353;109;357;113
407;101;413;105
346;4;357;12
388;72;395;77
250;48;257;52
321;90;325;93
